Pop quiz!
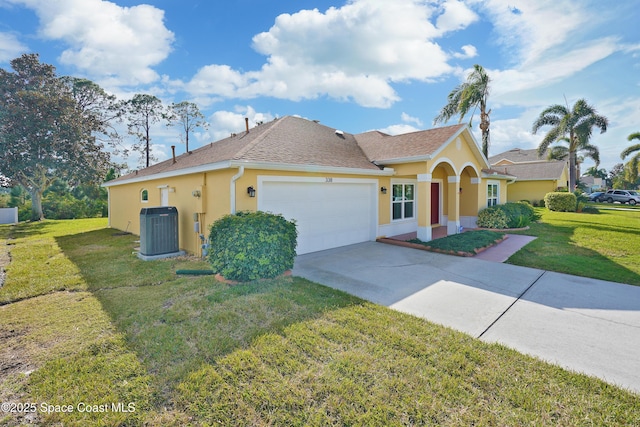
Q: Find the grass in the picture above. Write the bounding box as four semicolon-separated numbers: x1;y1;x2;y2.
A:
508;208;640;286
408;230;505;256
0;218;639;425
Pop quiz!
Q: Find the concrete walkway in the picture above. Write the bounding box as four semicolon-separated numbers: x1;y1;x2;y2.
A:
474;234;537;262
293;242;640;394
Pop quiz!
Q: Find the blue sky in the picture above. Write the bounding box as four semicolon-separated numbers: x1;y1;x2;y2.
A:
1;0;639;173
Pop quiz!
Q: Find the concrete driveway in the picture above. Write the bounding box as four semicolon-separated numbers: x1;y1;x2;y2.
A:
293;242;640;394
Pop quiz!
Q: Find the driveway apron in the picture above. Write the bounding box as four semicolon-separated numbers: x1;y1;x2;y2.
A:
293;242;640;394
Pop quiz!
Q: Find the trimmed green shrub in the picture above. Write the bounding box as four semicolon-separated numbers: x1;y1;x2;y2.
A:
476;206;509;229
208;211;297;282
477;202;538;229
544;192;577;212
500;202;535;228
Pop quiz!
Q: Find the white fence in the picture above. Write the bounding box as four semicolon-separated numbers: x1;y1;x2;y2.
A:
0;207;18;224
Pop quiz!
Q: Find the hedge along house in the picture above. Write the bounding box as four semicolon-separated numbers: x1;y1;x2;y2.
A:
103;116;511;255
489;148;569;204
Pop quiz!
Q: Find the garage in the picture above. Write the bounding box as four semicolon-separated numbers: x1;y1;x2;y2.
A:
258;177;378;254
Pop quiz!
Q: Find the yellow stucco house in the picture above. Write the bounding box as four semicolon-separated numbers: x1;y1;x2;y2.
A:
489;148;569;204
104;116;511;255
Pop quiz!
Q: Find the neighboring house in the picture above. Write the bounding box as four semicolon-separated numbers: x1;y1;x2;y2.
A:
104;116;511;255
489;148;569;204
580;175;604;193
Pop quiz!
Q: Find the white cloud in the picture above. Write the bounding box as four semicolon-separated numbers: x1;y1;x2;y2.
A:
374;112;425;135
0;32;28;62
476;0;589;66
435;0;479;34
465;1;624;107
401;112;423;127
207;106;275;142
452;44;477;59
4;0;174;85
377;123;421;135
185;0;481;108
490;37;619;101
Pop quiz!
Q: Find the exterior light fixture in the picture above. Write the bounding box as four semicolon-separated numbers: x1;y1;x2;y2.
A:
247;186;256;197
191;190;201;198
381;187;387;194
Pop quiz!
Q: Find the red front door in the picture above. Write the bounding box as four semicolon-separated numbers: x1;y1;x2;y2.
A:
431;183;439;224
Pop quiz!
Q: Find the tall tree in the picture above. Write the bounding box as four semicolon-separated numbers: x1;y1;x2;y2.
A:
123;94;164;167
62;76;124;155
165;101;208;154
621;131;640;183
584;166;608;180
0;54;110;220
546;136;600;179
434;64;491;157
532;98;608;192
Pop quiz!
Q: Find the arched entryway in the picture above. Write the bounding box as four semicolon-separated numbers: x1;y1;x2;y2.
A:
459;164;480;229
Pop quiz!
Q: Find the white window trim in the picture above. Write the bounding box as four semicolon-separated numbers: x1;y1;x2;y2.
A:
140;189;149;203
487;180;499;207
391;179;417;222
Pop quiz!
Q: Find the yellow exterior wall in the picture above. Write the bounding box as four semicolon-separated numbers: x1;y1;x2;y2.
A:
391;162;427;176
108;173;208;254
507;180;559;203
378;176;392;225
109;168;390;254
435;136;479;169
459;168;478;216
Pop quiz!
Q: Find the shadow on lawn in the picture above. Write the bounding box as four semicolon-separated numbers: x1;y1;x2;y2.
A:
55;228;363;391
508;223;640;288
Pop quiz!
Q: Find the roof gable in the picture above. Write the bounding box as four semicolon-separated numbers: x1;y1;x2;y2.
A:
489;148;547;164
355;123;470;163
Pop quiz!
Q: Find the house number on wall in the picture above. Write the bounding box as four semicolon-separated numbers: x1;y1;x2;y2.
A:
325;177;333;183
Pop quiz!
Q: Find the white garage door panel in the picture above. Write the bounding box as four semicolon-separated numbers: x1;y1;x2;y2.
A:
260;181;375;254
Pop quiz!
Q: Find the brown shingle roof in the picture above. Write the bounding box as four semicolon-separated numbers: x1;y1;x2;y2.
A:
491;161;566;181
108;117;476;185
109;116;381;184
236;116;378;170
489;148;547;164
355;124;467;163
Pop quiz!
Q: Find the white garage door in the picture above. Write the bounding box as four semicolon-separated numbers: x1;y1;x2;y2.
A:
258;178;377;254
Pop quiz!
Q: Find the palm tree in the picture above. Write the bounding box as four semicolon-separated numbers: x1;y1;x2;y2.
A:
584;166;608;180
621;132;640;184
546;136;600;179
434;64;491;157
531;98;608;192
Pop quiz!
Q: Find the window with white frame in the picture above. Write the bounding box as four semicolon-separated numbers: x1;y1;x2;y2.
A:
392;183;414;220
141;189;149;202
487;182;498;207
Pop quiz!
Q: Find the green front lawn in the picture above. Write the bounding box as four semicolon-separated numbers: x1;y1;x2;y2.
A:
508;208;640;286
1;219;638;426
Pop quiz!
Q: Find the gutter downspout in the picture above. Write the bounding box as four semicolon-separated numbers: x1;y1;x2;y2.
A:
230;166;245;214
106;187;111;228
